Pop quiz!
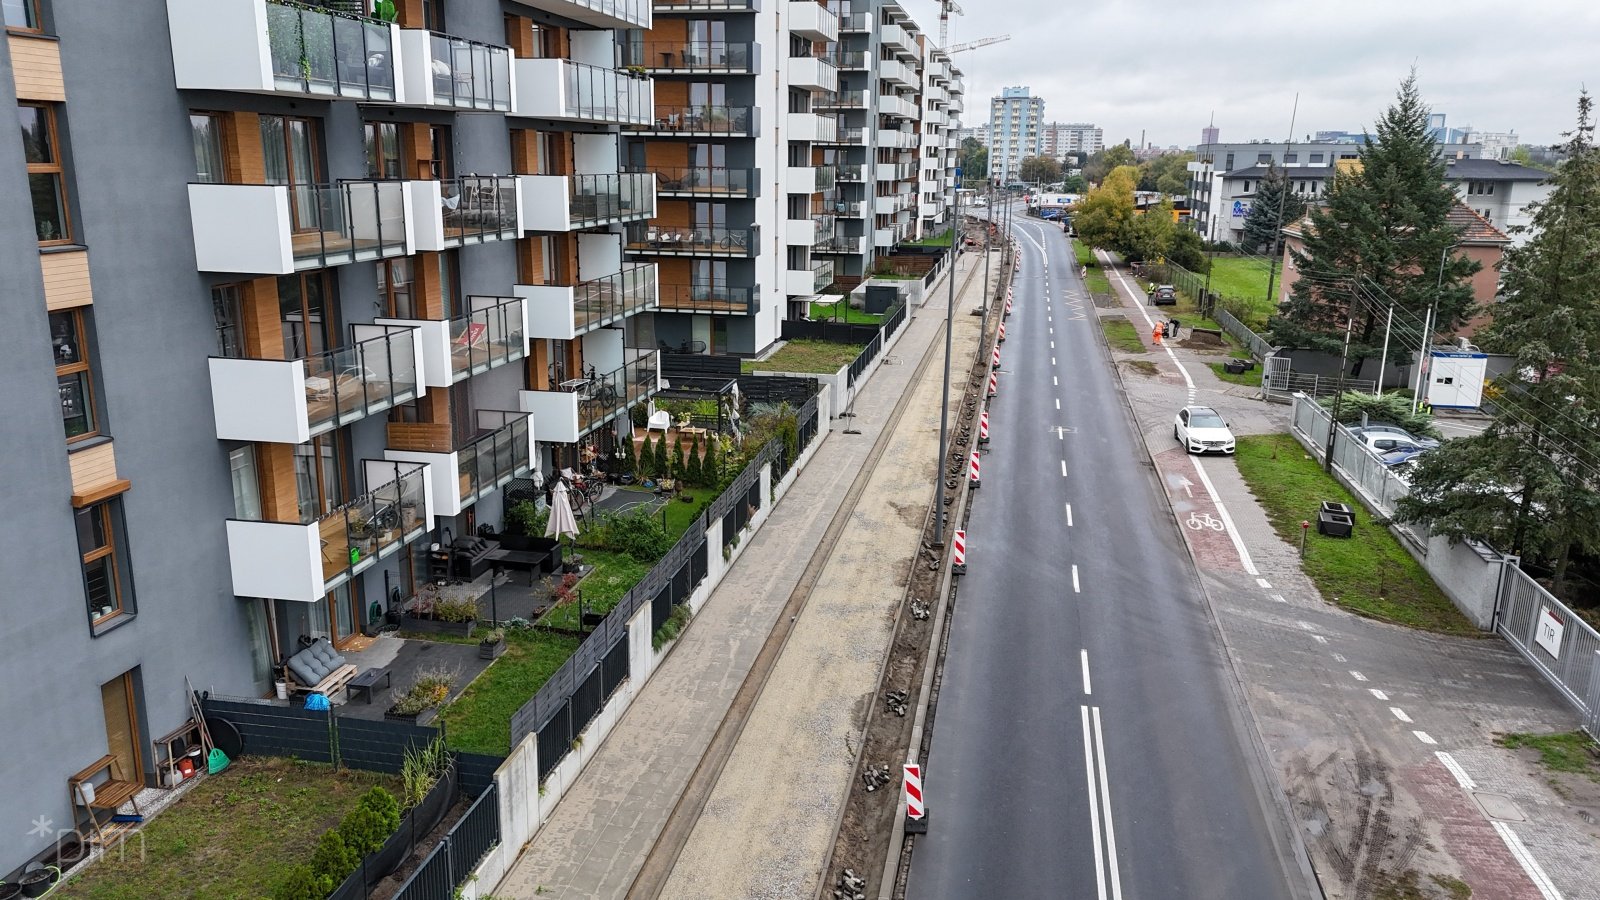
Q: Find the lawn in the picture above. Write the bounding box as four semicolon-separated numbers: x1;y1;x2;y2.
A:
439;629;583;755
1072;241;1112;294
56;757;399;900
1233;434;1475;634
1101;319;1147;353
904;228;952;248
538;547;652;630
1205;256;1280;326
1496;731;1600;780
1209;361;1262;387
808;300;883;325
743;339;865;374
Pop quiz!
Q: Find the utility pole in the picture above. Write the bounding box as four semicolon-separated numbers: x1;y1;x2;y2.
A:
1262;94;1299;312
1376;304;1394;396
1324;311;1354;474
935;172;963;546
1414;243;1457;414
1200;114;1217;313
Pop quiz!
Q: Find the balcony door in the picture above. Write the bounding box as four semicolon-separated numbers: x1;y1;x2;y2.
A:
692;259;727;300
100;671;143;786
689;142;726;190
260;115;322;233
687;81;726;109
278;272;335;360
685;20;725;65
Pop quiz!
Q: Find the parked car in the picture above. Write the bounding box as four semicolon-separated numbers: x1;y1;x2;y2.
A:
1379;448;1428;468
1353;432;1429;456
1174;406;1236;455
1150;284;1177;306
1348;423;1441;449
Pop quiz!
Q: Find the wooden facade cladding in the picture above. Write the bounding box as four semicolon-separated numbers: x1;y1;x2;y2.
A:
41;250;93;311
68;441;130;507
10;33;64;101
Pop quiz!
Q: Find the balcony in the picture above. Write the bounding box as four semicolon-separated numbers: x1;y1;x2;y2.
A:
818;126;865;145
874;194;912;215
519;173;656;232
786;258;834;295
634;105;756;136
876;162;916;181
445;295;527;384
835;164;866;183
831;198;867;218
880;20;911;52
787;112;838;142
409;176;520;250
839;11;869;31
517;264;659;340
785;165;836;193
226;460;432;603
787;56;837;92
814;235;865;254
873;224;907;247
654;0;758;10
397;30;511;110
166;0;399;101
208;325;421;445
818;89;868;109
919;201;943;218
785;216;818;246
824;50;868;70
386;410;533;517
879;57;914;86
876;129;916;149
656;282;756;314
653;166;757;198
522;0;650;29
624;223;756;256
520;350;660;444
624;40;758;73
187;180;407;274
512;58;651;126
877;93;917;119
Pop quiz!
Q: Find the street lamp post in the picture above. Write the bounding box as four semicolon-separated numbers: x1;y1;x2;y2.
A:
1413;243;1458;414
934;171;963;546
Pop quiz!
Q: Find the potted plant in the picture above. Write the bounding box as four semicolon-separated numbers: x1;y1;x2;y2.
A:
551;573;579;606
17;865;56;898
401;595;477;637
478;627;506;660
384;667;456;725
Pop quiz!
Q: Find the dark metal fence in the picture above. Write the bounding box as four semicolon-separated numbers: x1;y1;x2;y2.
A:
780;318;881;344
737;374;820;407
201;697;437;772
391;783;500;900
881;302;907;341
846;332;884;388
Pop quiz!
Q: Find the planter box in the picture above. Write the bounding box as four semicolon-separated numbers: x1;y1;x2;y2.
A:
401;614;476;638
479;638;507;660
382;705;439;726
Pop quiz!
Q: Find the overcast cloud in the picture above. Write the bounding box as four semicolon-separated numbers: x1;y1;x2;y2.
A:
896;0;1599;149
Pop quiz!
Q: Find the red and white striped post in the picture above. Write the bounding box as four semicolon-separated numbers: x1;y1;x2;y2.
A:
952;530;967;575
997;320;1007;344
1005;297;1013;318
978;409;990;446
991;344;1002;370
968;448;981;489
904;763;927;834
987;371;998;397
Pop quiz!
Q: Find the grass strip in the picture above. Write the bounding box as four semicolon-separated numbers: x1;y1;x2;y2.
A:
440;629;583;755
1101;319;1147;353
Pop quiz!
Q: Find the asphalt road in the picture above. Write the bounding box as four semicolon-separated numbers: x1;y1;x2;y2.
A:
904;209;1304;899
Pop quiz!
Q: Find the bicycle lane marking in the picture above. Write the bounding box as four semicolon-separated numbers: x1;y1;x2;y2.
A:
1157;445;1250;574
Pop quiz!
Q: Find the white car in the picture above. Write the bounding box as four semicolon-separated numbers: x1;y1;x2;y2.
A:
1174;406;1236;455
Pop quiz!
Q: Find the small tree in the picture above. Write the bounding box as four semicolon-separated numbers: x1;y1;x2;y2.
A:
639;434;656;478
1240;163;1306;255
653;433;669;478
1074;164;1137;250
706;435;722;484
619;436;637;477
672;438;686;480
685;434;704;486
1019;155;1063;185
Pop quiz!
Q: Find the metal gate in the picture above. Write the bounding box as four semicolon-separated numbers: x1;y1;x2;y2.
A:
1496;564;1600;737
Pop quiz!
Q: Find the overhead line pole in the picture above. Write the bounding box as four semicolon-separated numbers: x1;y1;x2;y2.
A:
934;171;963;547
1262;94;1299;311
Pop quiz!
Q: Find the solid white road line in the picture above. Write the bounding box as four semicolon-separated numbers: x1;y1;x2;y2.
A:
1391;707;1413;723
1081;650;1092;695
1350;671;1368;682
1370;689;1389;701
1492;821;1566;900
1066;503;1073;526
1072;565;1081;593
1256;578;1272;588
1437;751;1476;790
1092;707;1125;900
1081;706;1109;900
1191;459;1261;576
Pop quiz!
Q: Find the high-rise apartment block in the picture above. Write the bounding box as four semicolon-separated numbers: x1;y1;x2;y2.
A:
0;0;962;878
1041;121;1103;160
986;86;1043;183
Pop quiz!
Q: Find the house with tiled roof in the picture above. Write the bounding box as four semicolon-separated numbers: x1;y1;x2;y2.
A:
1278;201;1510;337
1443;156;1552;245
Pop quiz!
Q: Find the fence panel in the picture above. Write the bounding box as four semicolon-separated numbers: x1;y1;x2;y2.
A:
535;705;569;783
882;302;907;340
1215;307;1275;361
454;751;504;798
602;635;629;698
780;318;881;344
448;784;500;886
1496;567;1600;735
393;840;452;900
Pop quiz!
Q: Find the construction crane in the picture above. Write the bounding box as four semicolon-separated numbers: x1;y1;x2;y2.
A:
938;0;962;46
946;35;1011;55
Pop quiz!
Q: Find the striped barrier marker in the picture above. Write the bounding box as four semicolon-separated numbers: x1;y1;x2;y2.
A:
969;448;981;488
1005;298;1013;318
978;409;990;445
997;321;1007;344
952;530;967;575
992;344;1002;370
904;763;927;834
987;371;998;397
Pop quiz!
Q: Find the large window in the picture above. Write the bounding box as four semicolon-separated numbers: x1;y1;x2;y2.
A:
377;258;414;318
20;102;70;243
363;121;401;179
191;112;225;184
51;309;97;441
278;272;334;359
212;284;244;358
229;446;262;521
3;0;38;31
77;499;134;628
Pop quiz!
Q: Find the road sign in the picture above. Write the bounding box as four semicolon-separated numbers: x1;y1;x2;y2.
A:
1536;607;1565;659
904;764;924;819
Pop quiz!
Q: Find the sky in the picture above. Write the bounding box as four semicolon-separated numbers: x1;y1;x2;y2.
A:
895;0;1600;149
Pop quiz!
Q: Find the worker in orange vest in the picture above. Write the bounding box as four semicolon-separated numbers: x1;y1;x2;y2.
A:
1152;321;1164;345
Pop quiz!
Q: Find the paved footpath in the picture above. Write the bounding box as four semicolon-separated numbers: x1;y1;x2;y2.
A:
1097;253;1600;900
494;253;986;899
656;246;990;899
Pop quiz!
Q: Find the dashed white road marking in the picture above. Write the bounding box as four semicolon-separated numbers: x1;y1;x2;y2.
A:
1413;730;1437;745
1350;671;1368;682
1072;565;1081;593
1256;578;1272;589
1081;649;1092;695
1297;620;1316;631
1332;653;1347;663
1056;398;1061;410
1053;375;1059;386
1312;635;1328;644
1369;689;1389;701
1051;340;1055;349
1269;594;1287;604
1390;707;1413;723
1051;356;1056;365
1061;460;1068;477
1066;503;1073;526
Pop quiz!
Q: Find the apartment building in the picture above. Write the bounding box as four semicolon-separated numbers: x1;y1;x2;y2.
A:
619;0;840;353
986;85;1042;184
1041;121;1102;159
1445;156;1552;245
811;1;962;283
1;0;664;876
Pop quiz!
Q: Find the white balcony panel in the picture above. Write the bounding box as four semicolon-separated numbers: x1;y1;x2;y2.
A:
166;0;274;92
520;389;580;444
515;284;580;341
376;317;451;388
531;0;648;30
188;183;294;274
384;450;461;516
786;112;838;143
920;202;941;217
208;357;311;444
518;175;574;232
785;166;823;193
786;268;820;296
787;1;838;41
786;217;819;246
408;180;446;251
226;520;322;603
786;56;837;92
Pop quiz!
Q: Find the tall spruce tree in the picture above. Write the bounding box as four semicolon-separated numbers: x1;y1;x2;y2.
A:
1269;74;1479;376
1239;163;1306;255
1395;94;1600;589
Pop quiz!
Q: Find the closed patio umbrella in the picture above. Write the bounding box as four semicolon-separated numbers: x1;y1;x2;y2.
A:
546;479;580;543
